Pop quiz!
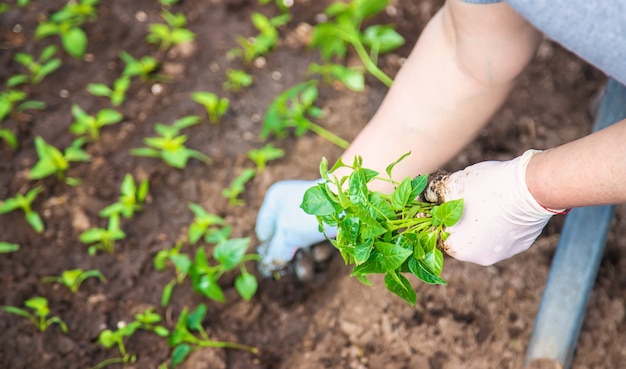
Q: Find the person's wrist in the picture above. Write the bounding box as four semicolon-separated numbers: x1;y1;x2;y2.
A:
524;150;570;215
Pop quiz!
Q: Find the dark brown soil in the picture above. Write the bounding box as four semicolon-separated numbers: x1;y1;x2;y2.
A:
1;1;624;369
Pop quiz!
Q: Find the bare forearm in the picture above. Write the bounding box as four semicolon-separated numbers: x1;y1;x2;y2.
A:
527;118;626;208
336;1;541;192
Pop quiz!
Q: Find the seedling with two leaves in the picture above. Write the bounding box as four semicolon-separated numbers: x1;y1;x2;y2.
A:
79;214;126;255
308;62;365;92
229;12;291;64
29;136;90;185
300;153;464;306
69;104;123;141
119;51;161;81
42;268;105;293
190;92;229;125
0;90;45;149
223;69;253;92
35;0;100;58
0;186;44;233
261;80;349;149
146;10;195;51
86;76;131;107
247;143;285;172
2;297;68;333
8;45;62;87
222;168;256;206
131;115;210;169
99;173;149;219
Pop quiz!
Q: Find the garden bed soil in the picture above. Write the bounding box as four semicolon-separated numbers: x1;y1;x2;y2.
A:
1;1;625;368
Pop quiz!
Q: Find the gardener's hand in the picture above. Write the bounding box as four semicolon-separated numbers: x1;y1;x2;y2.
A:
256;179;337;277
423;150;566;266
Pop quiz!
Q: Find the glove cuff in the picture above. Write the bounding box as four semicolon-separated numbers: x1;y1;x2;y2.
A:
517;149;569;216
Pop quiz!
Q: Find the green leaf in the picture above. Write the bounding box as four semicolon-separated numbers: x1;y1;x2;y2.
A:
300;185;335;216
25;211;44;233
196;274;225;303
213;238;249;271
385;151;411;178
410;174;428;199
62;27;88;58
0;242;19;253
363;25;405;54
374;241;412;271
235;273;258;301
171;344;193;366
431;199;464;227
422;249;445;275
408;258;447;285
86;83;112;97
384;270;416;307
186;303;207;331
391;177;412;210
161;280;175;307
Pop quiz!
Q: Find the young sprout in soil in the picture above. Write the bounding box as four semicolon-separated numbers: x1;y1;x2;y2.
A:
229;12;291;64
34;0;100;58
300;153;464;306
131;115;210;169
92;323;138;369
0;89;46;122
222;168;256;206
0;242;20;253
99;173;149;219
146;10;195;51
29;136;91;185
310;0;405;88
86;76;131;107
80;214;126;255
69;104;123;141
8;45;62;87
119;51;161;81
187;203;228;244
223;69;254;92
168;303;258;367
2;296;68;333
190;91;229;124
42;268;105;293
247;143;285;172
260;80;349;149
0;186;44;233
308;62;365;92
154;237;191;307
0;125;18;150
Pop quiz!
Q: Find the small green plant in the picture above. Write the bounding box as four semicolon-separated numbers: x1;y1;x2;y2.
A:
247;143;284;172
308;62;365;92
223;69;253;92
42;268;105;293
146;10;195;51
0;186;44;233
229;12;291;64
222;168;256;206
0;242;19;253
187;203;229;244
0;126;18;150
0;89;46;122
260;80;349;148
2;297;68;332
80;214;126;255
300;153;464;306
190;92;229;124
69;104;123;141
310;0;404;88
8;45;62;87
86;76;131;107
29;136;90;185
131;115;210;169
119;51;161;81
167;303;258;367
34;0;100;58
154;237;191;307
99;173;149;219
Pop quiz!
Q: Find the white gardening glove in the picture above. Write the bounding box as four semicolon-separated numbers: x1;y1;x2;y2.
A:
255;179;337;277
423;150;568;266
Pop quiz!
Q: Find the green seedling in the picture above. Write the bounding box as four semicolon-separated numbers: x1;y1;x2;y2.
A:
0;89;46;122
134;308;170;337
146;10;195;51
300;153;464;306
0;127;18;150
229;12;291;64
189;237;260;303
2;296;68;333
308;62;365;92
223;69;254;92
222;168;256;206
80;214;126;255
0;242;20;253
187;203;229;244
131;115;210;169
310;0;404;87
69;104;123;141
168;304;258;367
29;136;90;185
42;268;105;293
86;76;131;106
154;238;191;307
0;186;44;233
99;173;149;219
247;143;284;172
8;45;62;87
261;80;349;149
34;0;100;58
92;323;139;369
190;92;229;124
119;51;161;81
